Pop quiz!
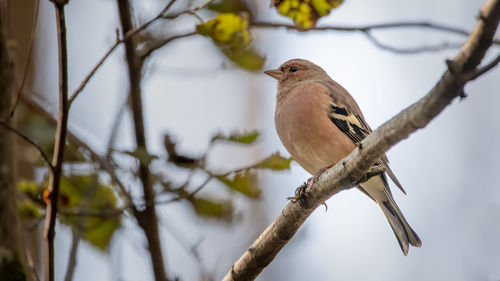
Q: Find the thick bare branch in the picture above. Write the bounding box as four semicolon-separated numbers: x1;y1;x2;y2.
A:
43;3;70;281
223;0;500;280
116;0;169;281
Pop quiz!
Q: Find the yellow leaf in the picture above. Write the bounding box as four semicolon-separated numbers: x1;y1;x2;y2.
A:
274;0;344;28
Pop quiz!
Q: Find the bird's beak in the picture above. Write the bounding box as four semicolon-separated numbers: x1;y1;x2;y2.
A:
264;68;283;80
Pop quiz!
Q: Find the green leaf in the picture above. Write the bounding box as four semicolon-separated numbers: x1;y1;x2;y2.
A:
190;197;234;220
225;48;266;71
216;171;261;198
122;148;158;166
253;152;293;171
208;0;249;13
212;130;260;144
273;0;344;28
82;217;121;251
58;174;122;251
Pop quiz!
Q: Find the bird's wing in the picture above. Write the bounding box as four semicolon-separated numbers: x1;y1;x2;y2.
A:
317;80;407;194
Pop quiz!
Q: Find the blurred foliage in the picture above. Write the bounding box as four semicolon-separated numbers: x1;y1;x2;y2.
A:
272;0;344;28
57;174;122;251
18;199;43;220
189;197;234;221
122;148;159;166
211;130;260;144
17;175;121;251
254;152;293;171
197;13;265;70
216;171;261;198
208;0;250;13
164;134;199;168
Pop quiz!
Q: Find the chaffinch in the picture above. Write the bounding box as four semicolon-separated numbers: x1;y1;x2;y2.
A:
265;58;421;255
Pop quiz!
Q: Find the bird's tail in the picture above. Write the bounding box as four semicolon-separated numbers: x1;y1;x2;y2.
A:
360;175;421;255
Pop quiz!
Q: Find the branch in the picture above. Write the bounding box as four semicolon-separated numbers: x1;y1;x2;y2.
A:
43;2;70;281
116;1;169;281
250;20;500;54
223;0;500;280
0;120;53;171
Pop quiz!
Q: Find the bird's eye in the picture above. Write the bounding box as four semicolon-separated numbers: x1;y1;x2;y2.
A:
289;66;298;73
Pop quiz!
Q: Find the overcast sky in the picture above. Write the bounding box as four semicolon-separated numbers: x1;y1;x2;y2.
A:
32;0;500;280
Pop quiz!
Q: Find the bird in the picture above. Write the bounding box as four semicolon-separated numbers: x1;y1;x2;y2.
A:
264;58;421;255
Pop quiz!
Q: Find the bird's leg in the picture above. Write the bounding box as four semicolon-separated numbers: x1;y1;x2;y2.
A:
287;165;332;203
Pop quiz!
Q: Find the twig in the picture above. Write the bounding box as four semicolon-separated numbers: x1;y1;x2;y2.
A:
24;225;41;281
223;0;500;280
465;52;500;80
105;92;128;159
364;30;463;54
250;20;500;53
0;120;53;171
9;0;40;118
68;34;120;105
20;91;134;208
43;3;70;281
138;31;197;60
68;0;180;105
63;229;81;281
59;207;124;218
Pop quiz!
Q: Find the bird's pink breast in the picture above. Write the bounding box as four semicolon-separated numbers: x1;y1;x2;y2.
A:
275;85;356;175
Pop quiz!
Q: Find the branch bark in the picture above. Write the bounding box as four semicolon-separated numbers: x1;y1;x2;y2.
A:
116;1;169;281
223;0;500;280
42;2;69;281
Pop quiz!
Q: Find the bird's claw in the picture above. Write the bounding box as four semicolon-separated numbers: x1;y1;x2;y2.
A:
287;181;308;203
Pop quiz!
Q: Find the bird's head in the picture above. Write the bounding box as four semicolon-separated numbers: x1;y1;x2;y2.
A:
264;59;328;87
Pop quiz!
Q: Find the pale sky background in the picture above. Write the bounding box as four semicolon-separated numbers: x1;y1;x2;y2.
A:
31;0;500;280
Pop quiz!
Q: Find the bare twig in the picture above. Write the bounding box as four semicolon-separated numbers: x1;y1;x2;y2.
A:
364;30;462;54
105;92;128;159
0;120;53;171
63;229;81;281
465;52;500;80
68;34;120;105
250;20;500;53
223;0;500;280
9;0;40;118
59;207;124;218
68;0;180;105
20;91;134;208
138;31;197;60
24;225;41;281
43;3;70;281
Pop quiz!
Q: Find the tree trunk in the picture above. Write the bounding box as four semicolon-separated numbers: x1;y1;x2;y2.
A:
0;1;27;280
